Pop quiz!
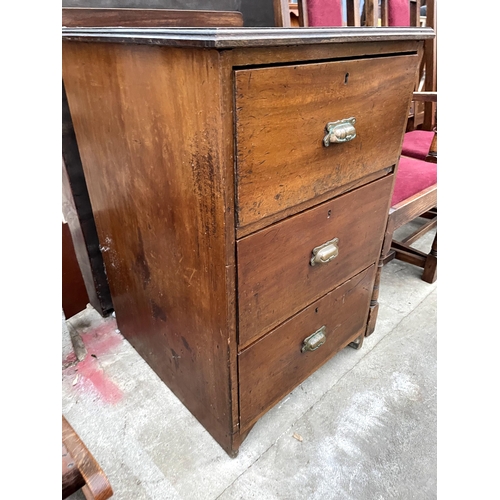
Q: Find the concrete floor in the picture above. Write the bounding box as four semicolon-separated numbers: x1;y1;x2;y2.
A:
62;223;437;500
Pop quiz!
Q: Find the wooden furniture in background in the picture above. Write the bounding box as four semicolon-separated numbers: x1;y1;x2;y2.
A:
63;89;114;318
288;1;300;26
388;91;437;277
383;155;437;281
273;0;292;26
62;26;433;456
61;6;244;319
62;219;90;318
364;90;437;336
368;0;437;130
62;416;113;499
62;7;244;27
275;0;362;27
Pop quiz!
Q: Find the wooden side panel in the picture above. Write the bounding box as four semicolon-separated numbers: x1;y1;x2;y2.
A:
237;174;394;348
62;43;237;453
239;264;376;431
234;54;419;228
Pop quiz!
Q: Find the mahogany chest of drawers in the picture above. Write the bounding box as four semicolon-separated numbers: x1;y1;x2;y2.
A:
62;27;433;456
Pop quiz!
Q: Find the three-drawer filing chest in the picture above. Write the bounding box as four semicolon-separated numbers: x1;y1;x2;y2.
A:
62;27;434;456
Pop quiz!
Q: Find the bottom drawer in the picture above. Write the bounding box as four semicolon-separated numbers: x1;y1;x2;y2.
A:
238;264;376;431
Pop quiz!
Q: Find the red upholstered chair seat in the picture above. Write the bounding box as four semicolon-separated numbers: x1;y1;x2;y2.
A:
401;130;435;161
391;155;437;206
306;0;343;26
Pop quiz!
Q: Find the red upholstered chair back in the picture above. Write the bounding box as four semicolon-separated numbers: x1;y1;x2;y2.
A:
306;0;343;27
387;0;410;26
363;0;416;27
274;1;363;28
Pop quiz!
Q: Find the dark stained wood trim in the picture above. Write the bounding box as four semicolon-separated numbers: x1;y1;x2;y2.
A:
346;0;361;26
423;0;437;130
62;8;244;28
62;26;435;48
389;184;437;231
228;39;422;69
297;0;309;27
364;258;383;337
62;83;113;317
400;217;437;246
413;91;437;102
218;50;240;447
62;219;90;319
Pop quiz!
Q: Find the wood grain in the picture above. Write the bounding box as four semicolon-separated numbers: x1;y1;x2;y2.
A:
229;39;421;67
388;184;437;234
62;42;238;454
239;265;376;431
62;440;85;498
237;175;394;348
62;28;430;455
62;8;244;28
62;416;113;500
62;85;113;317
234;54;419;227
235;167;393;239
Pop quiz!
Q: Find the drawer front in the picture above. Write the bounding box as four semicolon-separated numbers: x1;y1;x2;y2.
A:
234;54;418;228
237;174;393;348
238;265;376;431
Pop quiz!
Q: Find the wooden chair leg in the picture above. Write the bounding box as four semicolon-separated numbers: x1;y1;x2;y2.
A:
364;258;383;337
421;233;437;283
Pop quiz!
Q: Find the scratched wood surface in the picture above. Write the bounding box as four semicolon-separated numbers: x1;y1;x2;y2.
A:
238;265;376;431
62;42;238;455
62;28;429;456
234;54;419;228
237;175;394;348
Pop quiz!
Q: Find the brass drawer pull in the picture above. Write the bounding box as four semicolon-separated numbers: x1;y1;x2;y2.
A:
310;238;339;266
323;117;356;146
301;326;327;352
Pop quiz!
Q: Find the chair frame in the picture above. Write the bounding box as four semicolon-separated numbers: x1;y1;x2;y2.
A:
62;415;113;499
365;90;437;337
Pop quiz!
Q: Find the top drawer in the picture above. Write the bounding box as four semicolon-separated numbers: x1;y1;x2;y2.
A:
234;54;418;228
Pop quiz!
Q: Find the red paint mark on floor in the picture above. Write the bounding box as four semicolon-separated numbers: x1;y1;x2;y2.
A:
75;355;123;404
63;317;124;404
62;351;77;366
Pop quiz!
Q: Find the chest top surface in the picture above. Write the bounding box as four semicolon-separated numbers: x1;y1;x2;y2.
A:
62;26;434;48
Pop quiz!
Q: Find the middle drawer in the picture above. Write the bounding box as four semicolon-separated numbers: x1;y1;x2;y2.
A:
237;174;393;348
